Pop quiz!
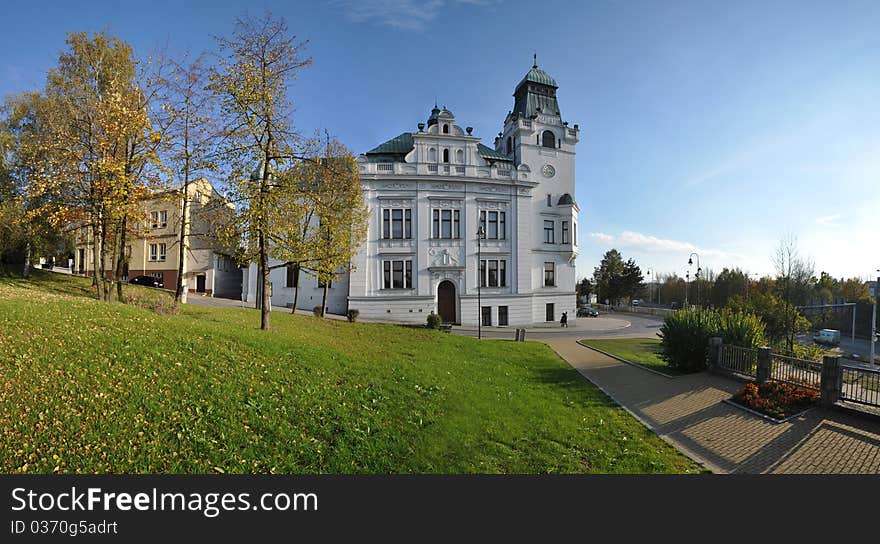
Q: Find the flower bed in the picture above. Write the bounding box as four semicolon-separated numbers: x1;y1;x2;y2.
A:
731;381;819;420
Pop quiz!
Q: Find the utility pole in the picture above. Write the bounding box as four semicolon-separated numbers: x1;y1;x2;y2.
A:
477;226;485;340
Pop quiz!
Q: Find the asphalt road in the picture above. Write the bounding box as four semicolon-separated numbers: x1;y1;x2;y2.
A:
452;311;664;340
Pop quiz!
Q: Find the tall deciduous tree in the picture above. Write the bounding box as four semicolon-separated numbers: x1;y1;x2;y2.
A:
25;32;157;301
157;53;217;306
210;12;311;330
772;236;814;351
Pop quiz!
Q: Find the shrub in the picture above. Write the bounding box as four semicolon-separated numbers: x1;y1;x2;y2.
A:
426;311;443;329
658;309;719;372
346;309;359;323
659;308;766;372
312;306;323;317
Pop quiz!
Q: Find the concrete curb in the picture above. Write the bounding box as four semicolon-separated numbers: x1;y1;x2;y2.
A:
577;341;680;380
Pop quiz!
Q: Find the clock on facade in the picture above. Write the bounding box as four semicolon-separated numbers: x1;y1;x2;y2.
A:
541;164;556;178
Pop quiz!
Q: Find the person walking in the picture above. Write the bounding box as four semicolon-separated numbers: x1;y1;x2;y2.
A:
560;311;568;328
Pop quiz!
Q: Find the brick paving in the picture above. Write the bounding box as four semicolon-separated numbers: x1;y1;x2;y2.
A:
546;338;880;474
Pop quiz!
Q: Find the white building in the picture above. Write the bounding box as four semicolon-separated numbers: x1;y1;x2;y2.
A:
244;62;580;326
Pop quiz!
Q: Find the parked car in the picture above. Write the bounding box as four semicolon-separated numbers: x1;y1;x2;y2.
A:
577;306;599;317
129;275;164;289
670;302;681;310
812;329;840;346
631;299;641;306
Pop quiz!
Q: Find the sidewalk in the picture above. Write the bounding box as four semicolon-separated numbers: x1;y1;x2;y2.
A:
546;338;880;474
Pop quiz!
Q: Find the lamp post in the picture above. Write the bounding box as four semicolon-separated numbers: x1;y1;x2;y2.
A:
688;253;701;308
646;267;655;304
477;225;485;340
685;271;690;309
871;269;878;365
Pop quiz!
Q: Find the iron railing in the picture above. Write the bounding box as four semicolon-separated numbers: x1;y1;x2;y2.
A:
840;361;880;407
770;353;822;391
719;344;757;377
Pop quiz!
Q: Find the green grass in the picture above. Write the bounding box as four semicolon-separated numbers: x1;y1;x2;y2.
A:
578;338;684;375
0;271;701;474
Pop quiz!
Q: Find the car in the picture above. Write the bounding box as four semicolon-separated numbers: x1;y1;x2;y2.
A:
129;275;164;289
577;306;599;317
670;302;681;310
813;329;840;346
631;299;641;306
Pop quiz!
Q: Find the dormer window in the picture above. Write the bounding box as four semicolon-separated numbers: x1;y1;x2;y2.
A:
506;137;511;154
542;130;555;148
443;124;449;134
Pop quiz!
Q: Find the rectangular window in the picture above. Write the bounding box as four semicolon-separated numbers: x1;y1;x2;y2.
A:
158;243;166;261
562;221;569;244
498;306;509;326
149;243;158;261
544;220;555;244
433;209;460;239
159;210;167;228
544;262;555;287
481;306;492;327
479;259;507;288
382;208;412;239
318;277;332;289
574;222;577;245
382;259;413;289
150;211;159;229
479;210;506;240
547;194;552;207
546;303;555;322
286;265;299;288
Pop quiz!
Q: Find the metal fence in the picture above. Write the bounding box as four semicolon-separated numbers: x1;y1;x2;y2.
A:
719;344;757;377
840;360;880;407
770;353;822;391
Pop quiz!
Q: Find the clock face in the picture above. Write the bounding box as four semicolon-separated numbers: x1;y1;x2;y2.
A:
542;164;556;178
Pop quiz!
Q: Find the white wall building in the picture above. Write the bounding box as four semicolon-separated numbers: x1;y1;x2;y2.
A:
244;62;580;326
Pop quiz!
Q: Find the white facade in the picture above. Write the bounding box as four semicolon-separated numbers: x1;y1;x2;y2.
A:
244;62;580;326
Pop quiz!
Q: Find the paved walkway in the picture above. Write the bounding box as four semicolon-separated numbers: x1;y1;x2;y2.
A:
546;338;880;474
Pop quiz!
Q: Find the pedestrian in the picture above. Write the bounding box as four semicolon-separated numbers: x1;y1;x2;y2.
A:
560;311;568;328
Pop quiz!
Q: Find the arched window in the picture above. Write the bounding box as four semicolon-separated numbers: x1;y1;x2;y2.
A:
455;149;464;164
541;130;555;148
428;148;437;162
443;124;449;134
443;149;449;163
506;137;512;154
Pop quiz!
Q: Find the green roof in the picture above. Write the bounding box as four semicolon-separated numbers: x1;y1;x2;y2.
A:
517;65;558;89
366;132;414;156
477;144;513;162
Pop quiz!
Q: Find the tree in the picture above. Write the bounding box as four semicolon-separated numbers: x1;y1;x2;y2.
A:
157;52;217;306
771;236;814;351
305;138;368;317
593;249;625;305
576;277;592;303
210;12;311;330
22;32;156;301
840;277;871;303
710;268;749;308
621;258;643;301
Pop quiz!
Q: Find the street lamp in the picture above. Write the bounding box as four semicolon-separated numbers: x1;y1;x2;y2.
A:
645;267;655;304
688;253;701;308
871;269;879;365
685;271;690;308
477;225;486;340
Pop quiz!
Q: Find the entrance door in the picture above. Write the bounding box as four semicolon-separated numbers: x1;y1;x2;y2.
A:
437;281;456;324
196;274;206;293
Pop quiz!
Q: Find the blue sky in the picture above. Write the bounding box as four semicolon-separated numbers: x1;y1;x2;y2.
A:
2;0;879;281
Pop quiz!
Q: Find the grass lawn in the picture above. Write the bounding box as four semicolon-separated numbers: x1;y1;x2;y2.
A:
578;338;683;375
0;271;701;474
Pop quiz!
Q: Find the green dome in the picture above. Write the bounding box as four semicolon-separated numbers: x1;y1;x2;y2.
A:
517;65;558;89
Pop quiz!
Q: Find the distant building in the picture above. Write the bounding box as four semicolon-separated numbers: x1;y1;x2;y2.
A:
244;61;580;326
74;178;241;298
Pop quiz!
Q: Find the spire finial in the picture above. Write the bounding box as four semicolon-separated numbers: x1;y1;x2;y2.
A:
533;53;537;68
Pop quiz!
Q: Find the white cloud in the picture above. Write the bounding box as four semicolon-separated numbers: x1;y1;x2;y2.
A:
589;230;733;260
333;0;500;30
815;214;841;227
